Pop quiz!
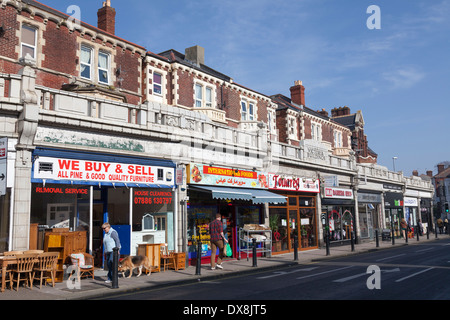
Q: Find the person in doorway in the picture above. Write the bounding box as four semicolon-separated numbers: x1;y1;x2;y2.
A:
102;223;121;283
209;213;228;270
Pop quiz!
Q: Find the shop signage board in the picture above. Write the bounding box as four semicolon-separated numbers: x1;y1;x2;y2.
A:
0;137;6;196
323;187;354;199
187;163;269;189
268;173;320;193
32;156;175;187
404;197;418;207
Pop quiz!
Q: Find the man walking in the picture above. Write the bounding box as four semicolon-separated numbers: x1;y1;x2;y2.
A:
102;223;121;283
209;213;228;270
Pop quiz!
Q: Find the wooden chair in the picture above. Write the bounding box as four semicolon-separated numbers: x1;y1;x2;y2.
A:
24;250;44;254
32;252;59;289
3;251;24;256
11;254;38;291
69;253;95;281
160;244;175;271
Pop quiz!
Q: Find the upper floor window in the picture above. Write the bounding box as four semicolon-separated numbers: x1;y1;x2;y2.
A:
80;46;93;80
80;45;110;85
21;25;37;60
98;51;110;84
311;122;322;141
153;72;162;95
241;99;255;121
334;130;343;148
195;83;214;108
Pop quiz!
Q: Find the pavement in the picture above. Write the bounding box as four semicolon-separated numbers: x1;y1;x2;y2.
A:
0;233;444;300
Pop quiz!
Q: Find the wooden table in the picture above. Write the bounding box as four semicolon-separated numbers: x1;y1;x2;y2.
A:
0;256;18;292
0;256;47;292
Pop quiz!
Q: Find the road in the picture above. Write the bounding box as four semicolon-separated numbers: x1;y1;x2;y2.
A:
101;238;450;301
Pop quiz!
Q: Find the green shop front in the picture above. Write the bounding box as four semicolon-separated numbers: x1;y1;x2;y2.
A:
186;164;286;264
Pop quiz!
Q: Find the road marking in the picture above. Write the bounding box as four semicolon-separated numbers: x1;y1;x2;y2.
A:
257;267;319;279
333;268;400;283
395;267;434;282
415;248;434;253
376;254;406;262
296;266;354;280
333;272;367;283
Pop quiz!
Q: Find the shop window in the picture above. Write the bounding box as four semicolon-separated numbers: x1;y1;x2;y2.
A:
0;190;11;252
30;183;90;230
131;188;173;232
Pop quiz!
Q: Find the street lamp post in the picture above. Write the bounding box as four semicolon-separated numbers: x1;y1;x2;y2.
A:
392;156;398;172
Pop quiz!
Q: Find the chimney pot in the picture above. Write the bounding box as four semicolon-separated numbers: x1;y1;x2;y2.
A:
290;80;305;106
98;0;116;35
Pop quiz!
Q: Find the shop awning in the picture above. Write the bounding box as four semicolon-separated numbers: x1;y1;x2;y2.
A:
190;186;287;204
250;189;287;204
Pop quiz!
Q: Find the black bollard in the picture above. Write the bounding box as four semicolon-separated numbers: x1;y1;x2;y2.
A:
375;229;379;248
195;240;202;275
427;225;429;239
351;231;355;252
326;232;330;256
293;234;298;261
252;238;257;267
435;223;438;239
112;247;119;289
391;224;395;245
416;225;419;241
405;227;408;244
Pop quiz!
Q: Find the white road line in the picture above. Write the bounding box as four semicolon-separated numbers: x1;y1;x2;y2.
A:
395;268;434;283
257;267;319;279
333;272;367;283
376;254;406;262
296;266;354;280
415;248;434;253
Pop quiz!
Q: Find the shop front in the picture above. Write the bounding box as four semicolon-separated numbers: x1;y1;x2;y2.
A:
357;191;382;239
268;173;320;254
186;164;286;263
384;192;404;238
322;187;355;245
0;137;10;252
31;148;176;266
404;197;419;232
420;198;433;233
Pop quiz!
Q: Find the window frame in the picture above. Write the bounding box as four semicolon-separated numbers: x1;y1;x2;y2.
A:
21;24;37;60
98;51;110;85
240;98;256;121
194;82;215;108
153;72;163;96
80;45;93;80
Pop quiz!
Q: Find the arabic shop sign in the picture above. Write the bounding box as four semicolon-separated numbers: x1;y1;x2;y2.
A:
187;164;269;189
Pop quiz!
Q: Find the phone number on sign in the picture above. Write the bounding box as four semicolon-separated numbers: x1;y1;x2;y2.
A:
134;197;172;205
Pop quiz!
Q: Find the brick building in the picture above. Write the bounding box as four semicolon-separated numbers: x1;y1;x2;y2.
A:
0;0;434;261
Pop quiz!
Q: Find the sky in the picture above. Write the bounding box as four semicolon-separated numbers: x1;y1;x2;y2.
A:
44;0;450;176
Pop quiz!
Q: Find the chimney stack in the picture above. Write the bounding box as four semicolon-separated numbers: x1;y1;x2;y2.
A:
97;0;116;35
290;80;305;106
185;45;205;66
437;164;445;173
412;170;418;176
426;170;433;177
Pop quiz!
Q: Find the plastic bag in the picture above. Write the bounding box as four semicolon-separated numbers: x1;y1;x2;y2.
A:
224;243;232;257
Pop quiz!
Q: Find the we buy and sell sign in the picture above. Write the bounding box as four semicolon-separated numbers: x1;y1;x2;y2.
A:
33;156;174;186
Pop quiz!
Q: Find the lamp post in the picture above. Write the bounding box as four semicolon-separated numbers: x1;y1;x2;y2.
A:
392;156;398;172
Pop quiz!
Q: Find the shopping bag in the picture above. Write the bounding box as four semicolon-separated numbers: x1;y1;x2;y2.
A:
224;243;232;257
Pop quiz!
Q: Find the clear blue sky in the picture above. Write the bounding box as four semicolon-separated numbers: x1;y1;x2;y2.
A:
45;0;450;176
